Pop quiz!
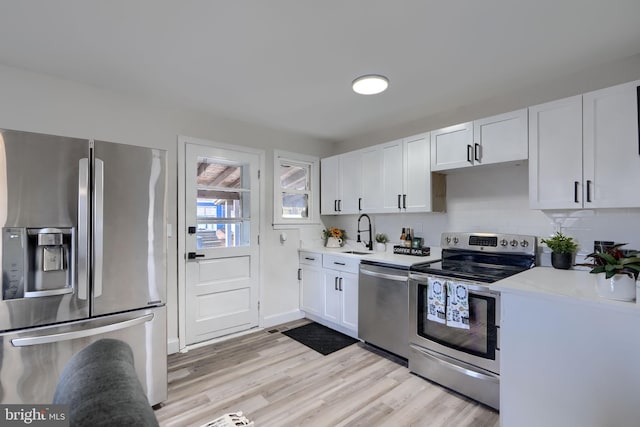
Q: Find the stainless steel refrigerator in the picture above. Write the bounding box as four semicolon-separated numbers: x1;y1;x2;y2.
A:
0;128;167;405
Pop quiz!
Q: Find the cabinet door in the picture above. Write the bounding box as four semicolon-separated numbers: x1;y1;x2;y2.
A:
340;271;358;332
430;122;474;171
403;134;431;212
528;95;583;209
320;155;341;214
360;146;382;212
474;109;528;166
380;140;404;212
322;269;341;323
340;150;362;214
583;80;640;208
300;264;323;316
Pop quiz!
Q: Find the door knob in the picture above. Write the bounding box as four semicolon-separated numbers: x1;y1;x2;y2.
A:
187;252;205;259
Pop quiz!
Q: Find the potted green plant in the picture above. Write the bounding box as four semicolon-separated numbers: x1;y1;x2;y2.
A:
540;232;578;270
583;244;640;301
375;233;388;252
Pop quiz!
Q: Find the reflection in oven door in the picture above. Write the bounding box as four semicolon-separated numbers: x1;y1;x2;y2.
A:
408;276;501;410
417;285;497;363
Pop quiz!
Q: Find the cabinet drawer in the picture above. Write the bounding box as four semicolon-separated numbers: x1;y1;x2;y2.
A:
322;254;360;274
299;251;322;266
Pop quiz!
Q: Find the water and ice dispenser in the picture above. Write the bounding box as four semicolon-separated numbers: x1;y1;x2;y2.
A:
2;227;74;299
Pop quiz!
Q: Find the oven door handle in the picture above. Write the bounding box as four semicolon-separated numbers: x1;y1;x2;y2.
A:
409;344;499;383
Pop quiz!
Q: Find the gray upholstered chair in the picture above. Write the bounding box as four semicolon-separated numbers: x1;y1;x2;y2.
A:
53;338;159;427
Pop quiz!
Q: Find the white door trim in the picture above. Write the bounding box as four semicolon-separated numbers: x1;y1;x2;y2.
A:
177;135;264;351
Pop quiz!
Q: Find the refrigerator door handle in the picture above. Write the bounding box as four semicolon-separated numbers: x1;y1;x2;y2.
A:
11;313;154;347
93;158;105;298
78;158;90;300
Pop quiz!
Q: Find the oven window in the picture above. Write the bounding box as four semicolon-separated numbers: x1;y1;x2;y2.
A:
417;283;497;359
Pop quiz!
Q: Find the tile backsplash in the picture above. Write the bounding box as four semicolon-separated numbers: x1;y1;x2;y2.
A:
323;162;640;259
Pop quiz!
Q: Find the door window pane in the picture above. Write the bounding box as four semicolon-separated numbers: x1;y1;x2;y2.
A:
196;158;250;249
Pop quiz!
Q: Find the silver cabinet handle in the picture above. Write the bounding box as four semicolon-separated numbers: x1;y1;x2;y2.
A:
77;158;89;301
93;158;104;297
11;314;154;347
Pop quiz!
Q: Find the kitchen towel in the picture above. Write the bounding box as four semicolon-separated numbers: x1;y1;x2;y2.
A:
446;281;470;329
427;277;446;324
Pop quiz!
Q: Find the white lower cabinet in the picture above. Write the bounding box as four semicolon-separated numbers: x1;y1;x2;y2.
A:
298;252;359;338
298;251;323;316
322;268;358;332
501;291;640;427
313;254;359;337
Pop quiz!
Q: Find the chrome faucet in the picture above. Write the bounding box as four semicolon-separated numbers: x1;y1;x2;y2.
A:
357;213;373;251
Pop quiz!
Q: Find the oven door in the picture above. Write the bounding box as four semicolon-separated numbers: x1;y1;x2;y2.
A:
409;274;500;374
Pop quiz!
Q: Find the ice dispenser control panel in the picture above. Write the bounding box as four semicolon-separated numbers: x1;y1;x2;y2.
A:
2;228;26;299
2;227;74;299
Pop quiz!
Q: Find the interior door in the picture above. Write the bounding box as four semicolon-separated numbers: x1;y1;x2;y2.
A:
184;143;260;345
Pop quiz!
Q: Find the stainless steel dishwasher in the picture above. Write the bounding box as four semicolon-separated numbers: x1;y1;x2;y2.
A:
358;260;410;359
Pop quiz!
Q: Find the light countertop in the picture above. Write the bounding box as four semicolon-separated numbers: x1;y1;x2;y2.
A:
299;245;442;268
493;267;640;313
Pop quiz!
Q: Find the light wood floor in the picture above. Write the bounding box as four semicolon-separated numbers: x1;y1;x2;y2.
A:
155;319;499;427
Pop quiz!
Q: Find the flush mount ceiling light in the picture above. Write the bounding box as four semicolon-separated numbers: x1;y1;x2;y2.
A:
352;74;389;95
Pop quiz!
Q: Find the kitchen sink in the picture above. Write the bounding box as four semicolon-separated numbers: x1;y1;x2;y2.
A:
342;250;371;255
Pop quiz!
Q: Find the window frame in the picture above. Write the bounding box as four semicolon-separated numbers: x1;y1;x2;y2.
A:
273;150;319;227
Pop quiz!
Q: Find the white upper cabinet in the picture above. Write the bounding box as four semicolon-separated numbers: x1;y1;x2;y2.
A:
528;95;583;209
360;145;383;212
583;80;640;208
404;134;437;212
381;139;405;212
381;133;445;213
320;149;366;215
430;122;474;171
529;80;640;209
321;133;444;215
473;109;528;166
340;150;363;214
320;155;341;214
431;110;528;172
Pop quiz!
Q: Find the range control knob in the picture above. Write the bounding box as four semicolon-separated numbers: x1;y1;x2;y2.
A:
510;239;518;247
500;239;508;247
453;237;459;244
445;236;451;244
520;240;529;247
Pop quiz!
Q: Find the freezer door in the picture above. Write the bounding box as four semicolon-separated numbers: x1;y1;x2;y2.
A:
0;129;90;332
92;141;167;316
0;306;167;405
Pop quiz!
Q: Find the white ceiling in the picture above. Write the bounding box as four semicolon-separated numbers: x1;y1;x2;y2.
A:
1;1;639;142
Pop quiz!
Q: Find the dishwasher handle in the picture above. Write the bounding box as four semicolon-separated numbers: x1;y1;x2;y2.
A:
360;268;408;282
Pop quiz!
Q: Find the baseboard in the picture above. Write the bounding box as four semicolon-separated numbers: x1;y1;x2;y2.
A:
167;337;180;355
260;309;304;329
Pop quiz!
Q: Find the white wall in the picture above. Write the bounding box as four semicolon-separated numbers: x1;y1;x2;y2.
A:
327;163;640;261
338;53;640;153
0;63;334;352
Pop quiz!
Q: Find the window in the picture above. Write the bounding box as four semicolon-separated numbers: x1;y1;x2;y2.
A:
273;151;319;226
195;158;251;249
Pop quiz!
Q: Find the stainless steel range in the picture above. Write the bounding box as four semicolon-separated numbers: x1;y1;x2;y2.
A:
408;232;537;410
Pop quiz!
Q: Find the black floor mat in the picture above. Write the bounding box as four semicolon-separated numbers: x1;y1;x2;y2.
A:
281;322;358;355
